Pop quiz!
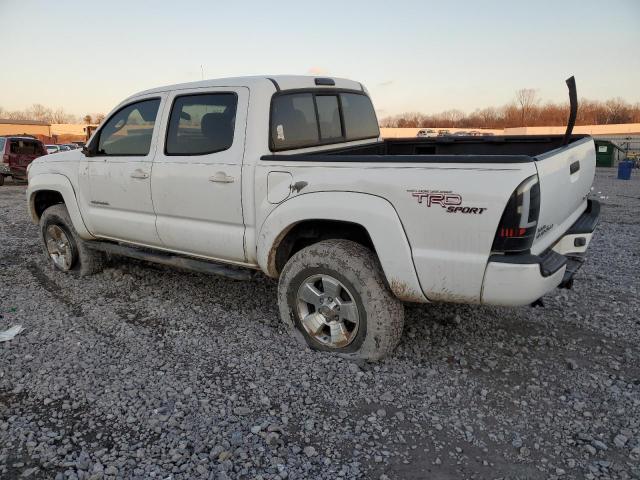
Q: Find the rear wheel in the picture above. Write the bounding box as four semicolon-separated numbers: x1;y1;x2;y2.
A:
278;239;404;361
40;204;104;276
0;175;4;186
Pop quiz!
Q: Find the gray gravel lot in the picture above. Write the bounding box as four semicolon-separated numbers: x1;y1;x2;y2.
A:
1;169;639;480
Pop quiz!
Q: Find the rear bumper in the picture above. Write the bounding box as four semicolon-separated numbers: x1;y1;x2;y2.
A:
481;200;599;306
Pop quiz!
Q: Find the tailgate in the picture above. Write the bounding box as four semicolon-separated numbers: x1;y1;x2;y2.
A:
531;137;595;254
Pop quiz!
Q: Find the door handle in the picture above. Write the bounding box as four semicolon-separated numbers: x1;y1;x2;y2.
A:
131;170;149;179
570;160;580;174
209;171;235;183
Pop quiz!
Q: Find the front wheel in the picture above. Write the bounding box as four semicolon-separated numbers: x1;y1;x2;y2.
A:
278;239;404;361
40;204;104;276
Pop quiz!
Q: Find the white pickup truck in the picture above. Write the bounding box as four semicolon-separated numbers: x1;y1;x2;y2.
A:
27;75;599;360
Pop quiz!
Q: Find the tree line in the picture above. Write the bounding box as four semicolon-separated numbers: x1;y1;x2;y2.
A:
0;104;105;125
380;90;640;129
3;92;640;130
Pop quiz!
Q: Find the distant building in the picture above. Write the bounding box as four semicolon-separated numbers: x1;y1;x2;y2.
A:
0;120;98;144
0;119;52;139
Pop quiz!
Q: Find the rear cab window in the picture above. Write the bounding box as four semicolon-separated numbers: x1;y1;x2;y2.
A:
270;90;379;151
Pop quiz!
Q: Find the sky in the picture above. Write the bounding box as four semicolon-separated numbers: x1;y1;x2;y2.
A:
0;0;638;119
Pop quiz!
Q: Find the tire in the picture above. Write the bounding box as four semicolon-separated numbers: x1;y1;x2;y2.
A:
278;239;404;361
40;204;104;277
0;175;4;186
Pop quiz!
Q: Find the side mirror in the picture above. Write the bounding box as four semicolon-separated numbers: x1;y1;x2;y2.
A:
82;145;93;157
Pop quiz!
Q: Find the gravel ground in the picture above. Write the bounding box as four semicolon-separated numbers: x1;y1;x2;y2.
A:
0;169;638;480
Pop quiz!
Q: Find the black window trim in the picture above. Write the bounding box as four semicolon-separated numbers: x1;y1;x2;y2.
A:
164;91;239;157
269;88;380;152
90;97;162;158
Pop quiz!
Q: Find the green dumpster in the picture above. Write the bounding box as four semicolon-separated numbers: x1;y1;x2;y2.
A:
594;140;614;167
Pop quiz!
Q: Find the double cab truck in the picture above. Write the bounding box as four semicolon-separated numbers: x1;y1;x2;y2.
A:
26;75;599;360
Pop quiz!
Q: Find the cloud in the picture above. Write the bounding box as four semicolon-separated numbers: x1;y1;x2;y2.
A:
307;66;328;75
378;80;394;87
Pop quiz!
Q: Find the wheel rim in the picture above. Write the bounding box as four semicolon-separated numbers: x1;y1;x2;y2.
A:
296;274;360;349
45;224;73;271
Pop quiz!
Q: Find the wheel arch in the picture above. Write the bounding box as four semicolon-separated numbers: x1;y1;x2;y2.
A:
27;173;94;240
258;191;428;303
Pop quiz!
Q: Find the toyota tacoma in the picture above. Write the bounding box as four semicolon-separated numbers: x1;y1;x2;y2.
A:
26;75;599;360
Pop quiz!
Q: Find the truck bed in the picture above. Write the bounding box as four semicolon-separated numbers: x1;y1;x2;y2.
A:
261;134;591;163
260;134;596;302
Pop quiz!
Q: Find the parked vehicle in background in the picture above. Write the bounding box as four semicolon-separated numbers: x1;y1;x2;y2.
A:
437;129;451;136
0;136;47;185
62;144;79;150
46;145;61;154
482;132;495;136
26;75;599;361
453;130;469;136
58;145;72;152
416;129;437;138
469;130;482;136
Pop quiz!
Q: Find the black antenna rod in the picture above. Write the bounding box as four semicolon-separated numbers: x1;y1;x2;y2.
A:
563;76;578;145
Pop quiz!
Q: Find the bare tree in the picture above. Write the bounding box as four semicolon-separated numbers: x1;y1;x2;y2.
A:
95;113;106;124
83;114;93;124
441;109;464;127
605;98;631;124
51;107;71;123
27;104;52;122
6;110;28;120
515;89;538;126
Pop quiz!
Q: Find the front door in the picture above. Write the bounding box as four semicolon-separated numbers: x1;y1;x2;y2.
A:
151;87;248;263
84;96;165;245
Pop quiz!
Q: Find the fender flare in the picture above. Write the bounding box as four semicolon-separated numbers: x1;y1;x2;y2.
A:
27;173;94;240
257;191;427;303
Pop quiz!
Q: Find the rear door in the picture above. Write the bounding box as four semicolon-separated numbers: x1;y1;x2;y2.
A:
531;137;596;254
151;87;248;262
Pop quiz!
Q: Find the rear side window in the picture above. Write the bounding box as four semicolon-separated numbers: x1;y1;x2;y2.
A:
270;91;378;151
166;93;237;155
97;98;160;156
9;139;41;155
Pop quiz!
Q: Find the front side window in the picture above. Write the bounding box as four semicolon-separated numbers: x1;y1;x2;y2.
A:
97;98;160;156
166;93;237;155
270;91;378;151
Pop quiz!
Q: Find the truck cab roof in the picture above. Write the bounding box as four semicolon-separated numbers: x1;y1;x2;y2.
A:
126;75;366;102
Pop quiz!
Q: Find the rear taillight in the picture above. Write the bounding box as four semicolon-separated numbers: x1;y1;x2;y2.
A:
2;154;8;162
492;175;540;253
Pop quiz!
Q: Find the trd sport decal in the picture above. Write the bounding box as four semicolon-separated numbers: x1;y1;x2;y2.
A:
407;189;487;214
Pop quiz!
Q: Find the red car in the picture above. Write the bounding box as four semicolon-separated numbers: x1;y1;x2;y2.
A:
0;136;47;185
